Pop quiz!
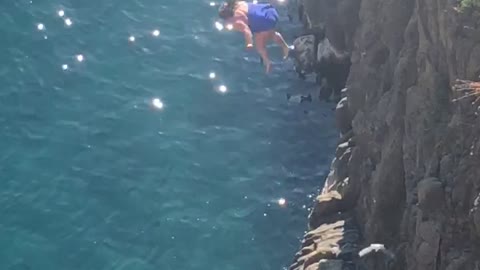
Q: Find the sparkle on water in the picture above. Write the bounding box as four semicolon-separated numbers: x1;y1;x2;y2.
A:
1;1;338;270
218;85;227;93
215;21;224;31
64;18;72;26
152;98;164;109
76;54;84;62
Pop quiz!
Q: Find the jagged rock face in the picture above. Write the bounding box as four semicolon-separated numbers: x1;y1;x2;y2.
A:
290;1;353;102
335;97;352;135
291;35;351;101
417;178;445;213
316;38;351;102
289;0;480;269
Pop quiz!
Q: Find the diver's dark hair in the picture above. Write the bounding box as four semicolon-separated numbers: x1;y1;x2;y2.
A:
218;0;238;19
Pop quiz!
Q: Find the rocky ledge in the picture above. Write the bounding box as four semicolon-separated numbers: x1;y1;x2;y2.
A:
287;0;480;269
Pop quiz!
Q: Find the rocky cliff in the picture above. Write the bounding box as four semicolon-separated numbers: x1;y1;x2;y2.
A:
288;0;480;269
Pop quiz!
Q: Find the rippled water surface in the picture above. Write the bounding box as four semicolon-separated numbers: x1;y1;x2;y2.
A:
0;0;337;269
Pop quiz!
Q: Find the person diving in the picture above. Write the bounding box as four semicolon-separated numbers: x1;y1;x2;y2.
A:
218;0;290;73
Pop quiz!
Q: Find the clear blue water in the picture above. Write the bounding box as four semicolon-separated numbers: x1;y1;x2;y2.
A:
0;0;337;269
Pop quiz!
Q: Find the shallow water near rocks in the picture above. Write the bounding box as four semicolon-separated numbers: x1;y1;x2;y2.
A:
0;0;337;269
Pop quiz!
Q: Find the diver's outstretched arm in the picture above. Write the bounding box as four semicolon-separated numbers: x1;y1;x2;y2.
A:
233;20;253;48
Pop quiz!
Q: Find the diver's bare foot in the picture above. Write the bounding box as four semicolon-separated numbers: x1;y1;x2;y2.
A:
265;61;271;73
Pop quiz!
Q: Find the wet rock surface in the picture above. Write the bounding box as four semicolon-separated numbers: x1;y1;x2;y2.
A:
292;34;317;77
289;0;480;269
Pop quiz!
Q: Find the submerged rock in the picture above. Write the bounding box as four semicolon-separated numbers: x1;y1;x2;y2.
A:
287;93;313;104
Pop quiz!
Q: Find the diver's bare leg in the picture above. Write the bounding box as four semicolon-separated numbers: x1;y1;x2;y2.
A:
255;32;271;73
272;31;290;59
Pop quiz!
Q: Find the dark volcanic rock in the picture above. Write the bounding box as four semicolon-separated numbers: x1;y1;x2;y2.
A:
316;38;351;101
417;178;445;213
292;35;316;77
335;97;352;135
471;194;480;237
291;35;351;101
289;0;480;269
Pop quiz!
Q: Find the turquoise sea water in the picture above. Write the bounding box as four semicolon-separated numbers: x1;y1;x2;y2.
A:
0;0;337;269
